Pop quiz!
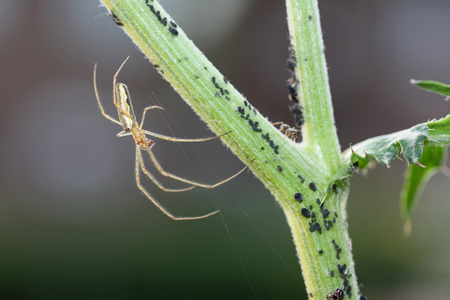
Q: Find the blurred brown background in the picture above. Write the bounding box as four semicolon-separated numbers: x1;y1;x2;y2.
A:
1;0;449;299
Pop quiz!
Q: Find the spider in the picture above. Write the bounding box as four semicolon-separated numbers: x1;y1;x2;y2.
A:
272;121;301;141
93;57;250;220
326;288;344;300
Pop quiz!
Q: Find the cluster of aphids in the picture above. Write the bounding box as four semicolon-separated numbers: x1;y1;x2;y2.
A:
294;180;359;298
144;0;178;36
236;100;281;155
211;76;231;100
294;181;338;234
286;46;304;142
338;263;354;298
110;11;123;27
323;266;352;299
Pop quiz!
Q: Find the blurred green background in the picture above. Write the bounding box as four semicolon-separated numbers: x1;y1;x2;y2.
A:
1;0;450;299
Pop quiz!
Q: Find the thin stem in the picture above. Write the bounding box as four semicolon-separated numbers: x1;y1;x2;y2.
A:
285;0;359;298
286;0;342;176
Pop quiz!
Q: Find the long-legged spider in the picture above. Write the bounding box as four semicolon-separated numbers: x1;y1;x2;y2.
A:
93;57;250;220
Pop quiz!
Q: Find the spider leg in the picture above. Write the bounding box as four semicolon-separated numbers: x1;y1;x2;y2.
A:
271;121;283;126
142;129;231;143
145;144;253;189
136;146;195;192
117;130;132;138
140;105;165;128
139;105;231;142
112;56;130;109
93;63;121;125
134;147;219;220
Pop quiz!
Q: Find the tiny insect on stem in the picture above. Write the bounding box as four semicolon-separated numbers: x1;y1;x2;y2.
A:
272;121;301;142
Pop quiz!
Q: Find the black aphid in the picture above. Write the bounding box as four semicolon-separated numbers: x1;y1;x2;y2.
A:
168;27;178;36
301;208;311;218
294;193;303;202
309;222;322;233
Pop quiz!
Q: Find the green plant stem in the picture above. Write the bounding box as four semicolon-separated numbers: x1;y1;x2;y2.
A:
286;0;341;176
100;0;360;298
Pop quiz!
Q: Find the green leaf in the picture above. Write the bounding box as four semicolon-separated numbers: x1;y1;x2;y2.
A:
342;123;429;169
411;79;450;97
338;116;450;234
400;143;447;235
340;115;450;176
428;114;450;144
